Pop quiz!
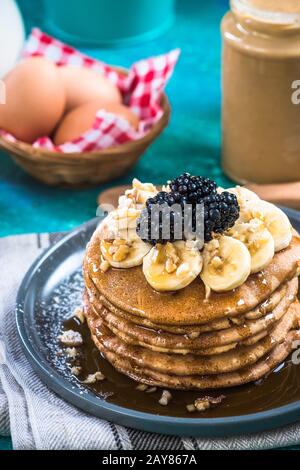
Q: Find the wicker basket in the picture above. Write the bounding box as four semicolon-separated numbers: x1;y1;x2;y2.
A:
0;69;170;187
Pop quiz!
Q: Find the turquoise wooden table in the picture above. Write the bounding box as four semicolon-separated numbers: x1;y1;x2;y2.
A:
0;0;298;450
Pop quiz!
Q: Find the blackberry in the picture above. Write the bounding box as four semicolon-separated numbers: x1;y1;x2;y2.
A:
203;191;239;242
136;176;240;245
137;191;183;245
146;191;175;208
169;173;217;203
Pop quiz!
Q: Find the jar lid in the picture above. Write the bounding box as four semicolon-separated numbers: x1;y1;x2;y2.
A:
231;0;300;31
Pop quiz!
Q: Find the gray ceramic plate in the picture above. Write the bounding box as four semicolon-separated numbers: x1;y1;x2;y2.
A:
16;208;300;437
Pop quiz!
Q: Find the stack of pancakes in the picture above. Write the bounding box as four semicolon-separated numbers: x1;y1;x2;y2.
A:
83;229;300;390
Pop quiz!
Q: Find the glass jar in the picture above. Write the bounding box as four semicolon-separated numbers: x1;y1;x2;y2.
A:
221;0;300;184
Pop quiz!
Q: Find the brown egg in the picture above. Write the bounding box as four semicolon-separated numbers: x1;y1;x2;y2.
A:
58;66;122;112
54;100;139;145
0;57;66;143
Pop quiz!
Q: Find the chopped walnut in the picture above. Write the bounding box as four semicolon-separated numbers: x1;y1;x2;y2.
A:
121;179;158;207
112;243;131;262
106;239;132;262
203;239;221;272
83;371;105;384
188;331;200;340
100;256;110;272
132;178;157;193
165;243;180;273
188;395;226;413
125;186;138;200
186;404;196;413
58;330;83;347
165;258;177;274
71;366;82;376
73;307;85;324
165;242;179;262
104;238;132;263
118;194;135;209
136;384;148;392
159;390;173;406
65;347;78;359
194;399;211;412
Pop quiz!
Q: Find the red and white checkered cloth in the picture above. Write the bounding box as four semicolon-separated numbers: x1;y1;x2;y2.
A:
1;29;179;153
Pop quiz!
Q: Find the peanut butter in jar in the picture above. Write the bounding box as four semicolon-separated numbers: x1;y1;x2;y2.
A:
222;0;300;184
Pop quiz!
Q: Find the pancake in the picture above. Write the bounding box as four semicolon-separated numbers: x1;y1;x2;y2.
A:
88;303;239;355
85;295;299;376
85;277;298;354
83;266;290;335
99;329;300;390
84;231;300;326
88;303;300;390
240;330;268;346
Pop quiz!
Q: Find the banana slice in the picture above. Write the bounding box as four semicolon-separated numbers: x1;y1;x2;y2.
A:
143;241;203;292
101;238;151;269
229;219;275;273
242;200;292;252
201;236;251;292
226;186;260;205
98;208;141;242
119;179;158;209
97;213;115;238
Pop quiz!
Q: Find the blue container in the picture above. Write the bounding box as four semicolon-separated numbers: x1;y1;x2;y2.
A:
43;0;175;47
